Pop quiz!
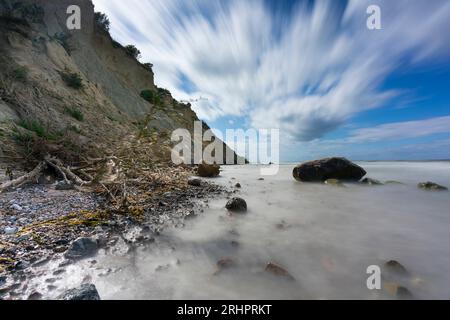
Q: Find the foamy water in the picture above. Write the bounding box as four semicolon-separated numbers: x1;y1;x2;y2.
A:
35;162;450;299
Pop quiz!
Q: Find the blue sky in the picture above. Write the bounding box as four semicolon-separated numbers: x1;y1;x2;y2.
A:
93;0;450;161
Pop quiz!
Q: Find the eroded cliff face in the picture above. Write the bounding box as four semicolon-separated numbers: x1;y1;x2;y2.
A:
0;0;239;168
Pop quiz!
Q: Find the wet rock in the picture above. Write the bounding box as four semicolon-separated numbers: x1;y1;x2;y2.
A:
197;163;220;178
213;257;236;275
360;178;383;186
418;182;448;191
293;157;366;182
55;181;75;191
27;291;42;300
384;260;408;275
384;282;413;299
64;237;99;261
58;283;100;300
385;180;404;185
265;262;294;280
225;197;247;213
188;178;202;187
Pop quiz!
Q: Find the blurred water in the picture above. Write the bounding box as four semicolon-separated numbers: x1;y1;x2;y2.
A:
40;162;450;299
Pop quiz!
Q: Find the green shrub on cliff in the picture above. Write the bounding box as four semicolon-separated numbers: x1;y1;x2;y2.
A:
61;71;83;89
125;45;141;60
94;12;110;32
140;89;161;105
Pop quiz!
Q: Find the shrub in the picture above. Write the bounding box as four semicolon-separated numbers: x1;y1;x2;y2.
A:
61;71;83;89
140;89;161;105
65;106;84;121
124;45;141;60
94;12;110;32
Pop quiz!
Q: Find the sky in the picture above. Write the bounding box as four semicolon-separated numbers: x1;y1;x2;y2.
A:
93;0;450;162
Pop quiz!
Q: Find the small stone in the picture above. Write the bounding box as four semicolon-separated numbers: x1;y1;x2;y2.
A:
188;178;202;187
27;291;42;300
235;183;241;188
265;262;294;280
418;182;448;191
360;178;383;185
55;181;75;191
64;237;99;261
58;284;100;300
4;227;18;235
225;197;247;213
11;204;23;211
385;260;408;275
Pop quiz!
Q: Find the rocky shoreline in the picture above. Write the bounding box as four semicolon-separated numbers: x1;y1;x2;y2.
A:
0;165;230;300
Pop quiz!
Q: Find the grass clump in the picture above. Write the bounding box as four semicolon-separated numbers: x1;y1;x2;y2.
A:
15;119;61;140
61;71;83;89
11;66;28;82
17;119;46;138
65;106;84;121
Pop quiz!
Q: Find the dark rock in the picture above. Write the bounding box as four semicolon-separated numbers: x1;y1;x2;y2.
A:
235;183;241;188
418;182;448;191
58;283;100;300
225;197;247;213
197;163;220;178
384;260;408;275
55;181;75;191
265;262;294;280
360;178;383;185
293;157;366;182
188;178;202;187
27;291;42;300
64;237;99;260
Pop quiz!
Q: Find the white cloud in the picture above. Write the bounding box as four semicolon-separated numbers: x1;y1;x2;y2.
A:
92;0;450;142
346;116;450;143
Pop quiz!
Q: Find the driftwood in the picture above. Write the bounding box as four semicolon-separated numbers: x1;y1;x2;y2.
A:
0;155;121;195
0;161;46;193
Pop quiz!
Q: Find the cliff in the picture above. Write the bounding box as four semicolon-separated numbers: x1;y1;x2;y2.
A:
0;0;242;170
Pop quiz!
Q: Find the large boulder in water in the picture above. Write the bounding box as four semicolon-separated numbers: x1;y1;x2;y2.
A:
293;157;366;182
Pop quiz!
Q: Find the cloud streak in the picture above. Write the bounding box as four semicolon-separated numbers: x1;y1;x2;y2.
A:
93;0;450;143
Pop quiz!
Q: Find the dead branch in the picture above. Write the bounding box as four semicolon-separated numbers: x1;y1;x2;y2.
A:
0;161;46;193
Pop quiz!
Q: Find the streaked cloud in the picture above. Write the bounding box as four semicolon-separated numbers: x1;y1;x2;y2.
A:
93;0;450;147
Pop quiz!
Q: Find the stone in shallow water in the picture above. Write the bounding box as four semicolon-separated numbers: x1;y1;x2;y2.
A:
293;157;366;182
418;182;448;191
225;197;247;213
58;283;100;300
265;262;294;280
360;178;383;185
64;237;99;260
384;260;408;275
